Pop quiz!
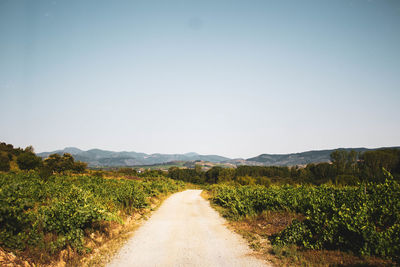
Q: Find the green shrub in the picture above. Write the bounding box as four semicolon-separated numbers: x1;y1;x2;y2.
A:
236;175;256;185
210;174;400;261
16;152;42;170
0;154;10;171
0;173;185;254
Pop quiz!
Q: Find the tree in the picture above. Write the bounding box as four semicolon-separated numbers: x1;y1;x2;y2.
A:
73;161;87;173
0;142;24;156
218;168;235;183
39;166;52;180
359;149;400;182
16;152;42;170
330;150;348;175
0;142;14;153
24;145;35;153
205;167;223;184
236;175;256;185
0;154;10;172
335;174;360;186
307;162;336;183
346;150;358;174
44;154;63;173
194;164;202;174
43;153;87;173
61;153;74;171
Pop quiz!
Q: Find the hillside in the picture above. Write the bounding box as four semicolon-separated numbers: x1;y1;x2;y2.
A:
246;147;400;166
37;146;400;168
37;148;230;167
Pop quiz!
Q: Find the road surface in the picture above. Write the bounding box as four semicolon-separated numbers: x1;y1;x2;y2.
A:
108;189;269;267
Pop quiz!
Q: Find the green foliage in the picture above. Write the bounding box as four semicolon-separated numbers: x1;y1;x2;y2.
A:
168;167;205;184
256;176;271;186
0;153;11;171
137;169;165;178
117;167;137;176
335;174;359;186
92;170;105;178
43;153;87;174
16;152;42;170
236;165;291;179
359;149;400;182
236;175;256;185
0;142;24;156
205;167;224;183
0;172;184;254
167;148;399;186
38;166;52;180
72;161;87;173
210;173;400;262
330;149;354;175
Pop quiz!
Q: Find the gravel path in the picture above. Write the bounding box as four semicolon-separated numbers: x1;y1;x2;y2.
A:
107;189;269;267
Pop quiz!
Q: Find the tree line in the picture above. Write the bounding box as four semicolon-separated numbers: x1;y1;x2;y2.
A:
2;141;399;185
0;142;87;175
168;148;400;185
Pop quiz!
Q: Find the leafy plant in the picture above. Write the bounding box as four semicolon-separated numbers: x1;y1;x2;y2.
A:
0;172;185;254
210;172;400;262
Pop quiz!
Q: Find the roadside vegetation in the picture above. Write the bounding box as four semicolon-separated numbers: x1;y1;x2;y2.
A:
197;149;400;266
0;142;185;266
187;148;400;266
207;172;399;266
2;141;400;266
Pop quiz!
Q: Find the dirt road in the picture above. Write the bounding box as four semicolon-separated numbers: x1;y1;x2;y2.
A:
108;189;269;267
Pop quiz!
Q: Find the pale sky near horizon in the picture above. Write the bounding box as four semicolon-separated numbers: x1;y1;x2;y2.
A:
1;0;399;158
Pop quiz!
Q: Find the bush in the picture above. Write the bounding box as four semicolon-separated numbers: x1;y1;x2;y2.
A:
38;166;52;180
0;173;185;255
256;176;271;187
16;152;42;170
335;174;360;186
236;175;256;185
43;153;87;173
210;175;400;261
0;154;10;171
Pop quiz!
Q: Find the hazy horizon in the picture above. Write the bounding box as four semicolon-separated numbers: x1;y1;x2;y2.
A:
35;144;400;160
1;0;400;158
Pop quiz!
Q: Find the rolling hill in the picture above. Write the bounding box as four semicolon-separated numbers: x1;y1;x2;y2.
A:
245;147;400;166
37;148;230;167
37;146;400;168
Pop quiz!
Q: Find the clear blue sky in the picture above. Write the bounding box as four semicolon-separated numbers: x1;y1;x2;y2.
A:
1;0;399;158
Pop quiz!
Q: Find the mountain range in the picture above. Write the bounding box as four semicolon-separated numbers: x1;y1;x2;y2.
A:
37;146;399;168
37;148;230;167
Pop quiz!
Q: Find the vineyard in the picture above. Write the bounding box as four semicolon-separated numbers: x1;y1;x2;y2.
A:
210;171;400;263
0;172;185;262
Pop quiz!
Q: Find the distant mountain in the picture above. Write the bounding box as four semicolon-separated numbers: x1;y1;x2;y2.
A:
63;147;83;154
37;148;230;167
37;146;399;168
246;147;400;166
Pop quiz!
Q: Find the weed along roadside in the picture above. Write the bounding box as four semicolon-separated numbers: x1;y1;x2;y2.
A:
0;172;186;266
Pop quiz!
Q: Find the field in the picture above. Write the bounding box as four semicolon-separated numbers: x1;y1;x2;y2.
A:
208;171;400;266
1;163;400;266
0;172;185;265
